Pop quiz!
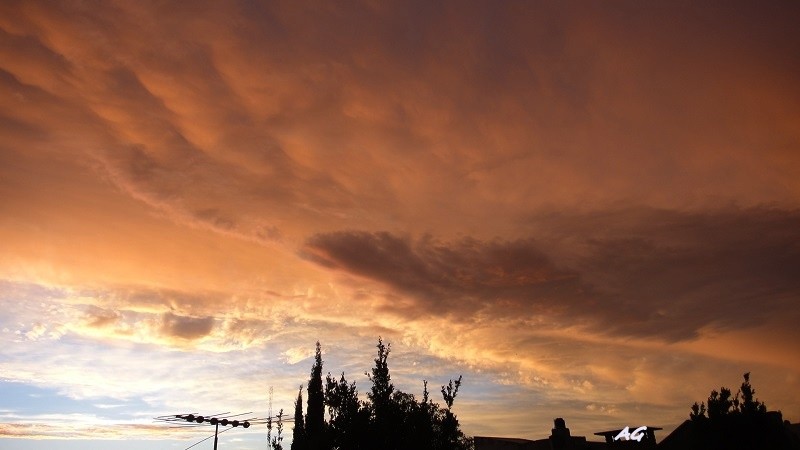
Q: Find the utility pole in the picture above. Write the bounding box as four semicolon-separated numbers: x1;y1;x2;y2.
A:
213;420;219;450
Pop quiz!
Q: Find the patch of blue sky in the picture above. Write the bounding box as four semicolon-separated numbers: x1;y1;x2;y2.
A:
0;439;191;450
0;279;68;302
0;380;150;420
0;280;70;333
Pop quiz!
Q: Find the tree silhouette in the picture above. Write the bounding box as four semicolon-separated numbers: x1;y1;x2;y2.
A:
683;373;794;450
441;376;462;410
366;337;394;413
293;338;473;450
738;372;767;416
690;372;768;421
306;342;325;450
267;409;285;450
291;385;306;450
439;376;465;449
689;400;707;421
707;387;736;419
325;372;368;450
366;337;395;449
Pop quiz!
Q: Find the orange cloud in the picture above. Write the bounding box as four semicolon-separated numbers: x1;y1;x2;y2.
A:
2;0;800;444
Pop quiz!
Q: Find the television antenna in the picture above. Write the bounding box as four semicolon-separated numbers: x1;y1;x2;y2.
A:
154;410;290;450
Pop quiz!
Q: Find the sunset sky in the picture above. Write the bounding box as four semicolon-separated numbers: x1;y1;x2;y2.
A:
2;1;800;449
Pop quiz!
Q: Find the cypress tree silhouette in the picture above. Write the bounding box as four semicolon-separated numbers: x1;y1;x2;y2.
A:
367;337;394;409
291;385;307;450
306;342;325;450
366;337;394;449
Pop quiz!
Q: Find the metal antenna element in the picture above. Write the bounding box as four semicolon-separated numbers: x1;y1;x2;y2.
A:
268;386;274;419
154;410;294;450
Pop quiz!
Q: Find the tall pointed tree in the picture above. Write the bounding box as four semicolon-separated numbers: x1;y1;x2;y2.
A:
291;385;306;450
366;337;395;449
367;337;393;411
306;342;325;450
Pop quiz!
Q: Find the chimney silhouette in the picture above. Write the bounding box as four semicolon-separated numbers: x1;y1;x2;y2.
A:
550;417;571;450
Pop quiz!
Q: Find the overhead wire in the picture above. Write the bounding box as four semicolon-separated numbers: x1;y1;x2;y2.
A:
183;425;235;450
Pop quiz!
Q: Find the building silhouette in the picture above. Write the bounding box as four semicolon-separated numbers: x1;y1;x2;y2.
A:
658;411;800;450
475;414;800;450
475;418;647;450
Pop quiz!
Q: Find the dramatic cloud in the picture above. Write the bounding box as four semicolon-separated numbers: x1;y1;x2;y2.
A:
304;207;800;342
303;231;583;320
1;1;800;447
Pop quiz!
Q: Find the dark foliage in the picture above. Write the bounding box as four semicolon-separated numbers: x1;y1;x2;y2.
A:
325;372;368;450
690;372;768;422
365;337;395;448
291;386;307;450
306;342;326;450
268;409;285;450
292;339;473;450
681;373;798;450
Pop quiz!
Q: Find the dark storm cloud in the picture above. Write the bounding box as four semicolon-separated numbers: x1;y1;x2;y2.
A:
561;207;800;340
304;207;800;341
302;231;588;320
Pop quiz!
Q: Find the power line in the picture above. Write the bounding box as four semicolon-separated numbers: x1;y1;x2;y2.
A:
184;425;234;450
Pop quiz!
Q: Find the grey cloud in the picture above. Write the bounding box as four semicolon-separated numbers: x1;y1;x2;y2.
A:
560;207;800;340
78;286;223;317
85;308;121;329
0;26;73;89
255;224;283;242
160;312;214;340
0;112;48;143
304;207;800;341
192;208;237;231
302;231;586;319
